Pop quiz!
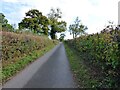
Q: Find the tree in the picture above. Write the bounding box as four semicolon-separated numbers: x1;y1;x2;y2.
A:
48;8;67;39
26;9;42;18
19;9;49;35
0;13;14;31
69;17;87;38
59;33;66;41
48;8;62;22
69;24;75;38
0;13;8;25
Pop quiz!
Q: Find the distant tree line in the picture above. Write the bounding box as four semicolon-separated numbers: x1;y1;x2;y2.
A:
1;8;67;40
1;8;88;40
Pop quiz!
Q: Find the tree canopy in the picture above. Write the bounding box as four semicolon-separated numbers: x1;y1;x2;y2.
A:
0;13;14;31
48;8;67;39
19;9;49;35
69;17;87;38
18;8;67;39
59;33;66;41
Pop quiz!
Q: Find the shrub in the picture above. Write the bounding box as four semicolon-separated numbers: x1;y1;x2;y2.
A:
65;26;120;87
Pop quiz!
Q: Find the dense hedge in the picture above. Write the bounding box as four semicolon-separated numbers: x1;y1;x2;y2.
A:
66;27;120;87
1;31;58;83
1;31;57;66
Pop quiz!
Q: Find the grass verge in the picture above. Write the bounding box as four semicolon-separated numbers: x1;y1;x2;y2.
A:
2;44;56;84
64;42;99;88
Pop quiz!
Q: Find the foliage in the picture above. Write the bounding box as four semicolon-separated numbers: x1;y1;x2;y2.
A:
0;13;14;32
19;9;49;35
59;33;65;41
0;13;8;25
48;8;67;39
1;31;58;83
1;31;58;66
2;44;56;83
48;8;62;22
64;42;99;88
65;25;120;87
69;17;88;38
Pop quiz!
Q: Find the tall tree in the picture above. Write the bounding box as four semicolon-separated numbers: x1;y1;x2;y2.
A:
59;33;66;41
48;8;62;22
0;13;14;31
19;9;49;35
48;8;67;39
0;13;8;25
69;17;87;38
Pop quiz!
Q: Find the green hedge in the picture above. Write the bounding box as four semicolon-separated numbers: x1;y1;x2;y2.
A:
66;29;120;87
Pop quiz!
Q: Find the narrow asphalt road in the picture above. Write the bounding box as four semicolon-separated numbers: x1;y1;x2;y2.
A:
3;43;76;88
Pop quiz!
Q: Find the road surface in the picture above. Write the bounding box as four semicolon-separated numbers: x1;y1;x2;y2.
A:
3;43;76;88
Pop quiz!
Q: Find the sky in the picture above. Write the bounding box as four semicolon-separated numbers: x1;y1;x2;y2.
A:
1;0;120;39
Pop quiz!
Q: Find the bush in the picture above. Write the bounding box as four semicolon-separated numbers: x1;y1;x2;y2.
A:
65;27;120;87
1;31;58;83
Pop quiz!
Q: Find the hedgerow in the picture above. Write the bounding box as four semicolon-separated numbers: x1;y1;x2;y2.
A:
65;26;120;87
1;31;58;83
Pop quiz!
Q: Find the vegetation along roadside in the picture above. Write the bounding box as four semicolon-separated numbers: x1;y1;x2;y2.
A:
1;31;58;84
64;24;120;88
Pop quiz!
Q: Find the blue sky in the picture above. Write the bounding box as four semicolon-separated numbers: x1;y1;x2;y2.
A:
1;0;119;39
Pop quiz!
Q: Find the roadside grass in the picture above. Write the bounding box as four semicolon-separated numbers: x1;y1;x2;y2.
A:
1;31;59;84
2;44;56;84
64;42;99;88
